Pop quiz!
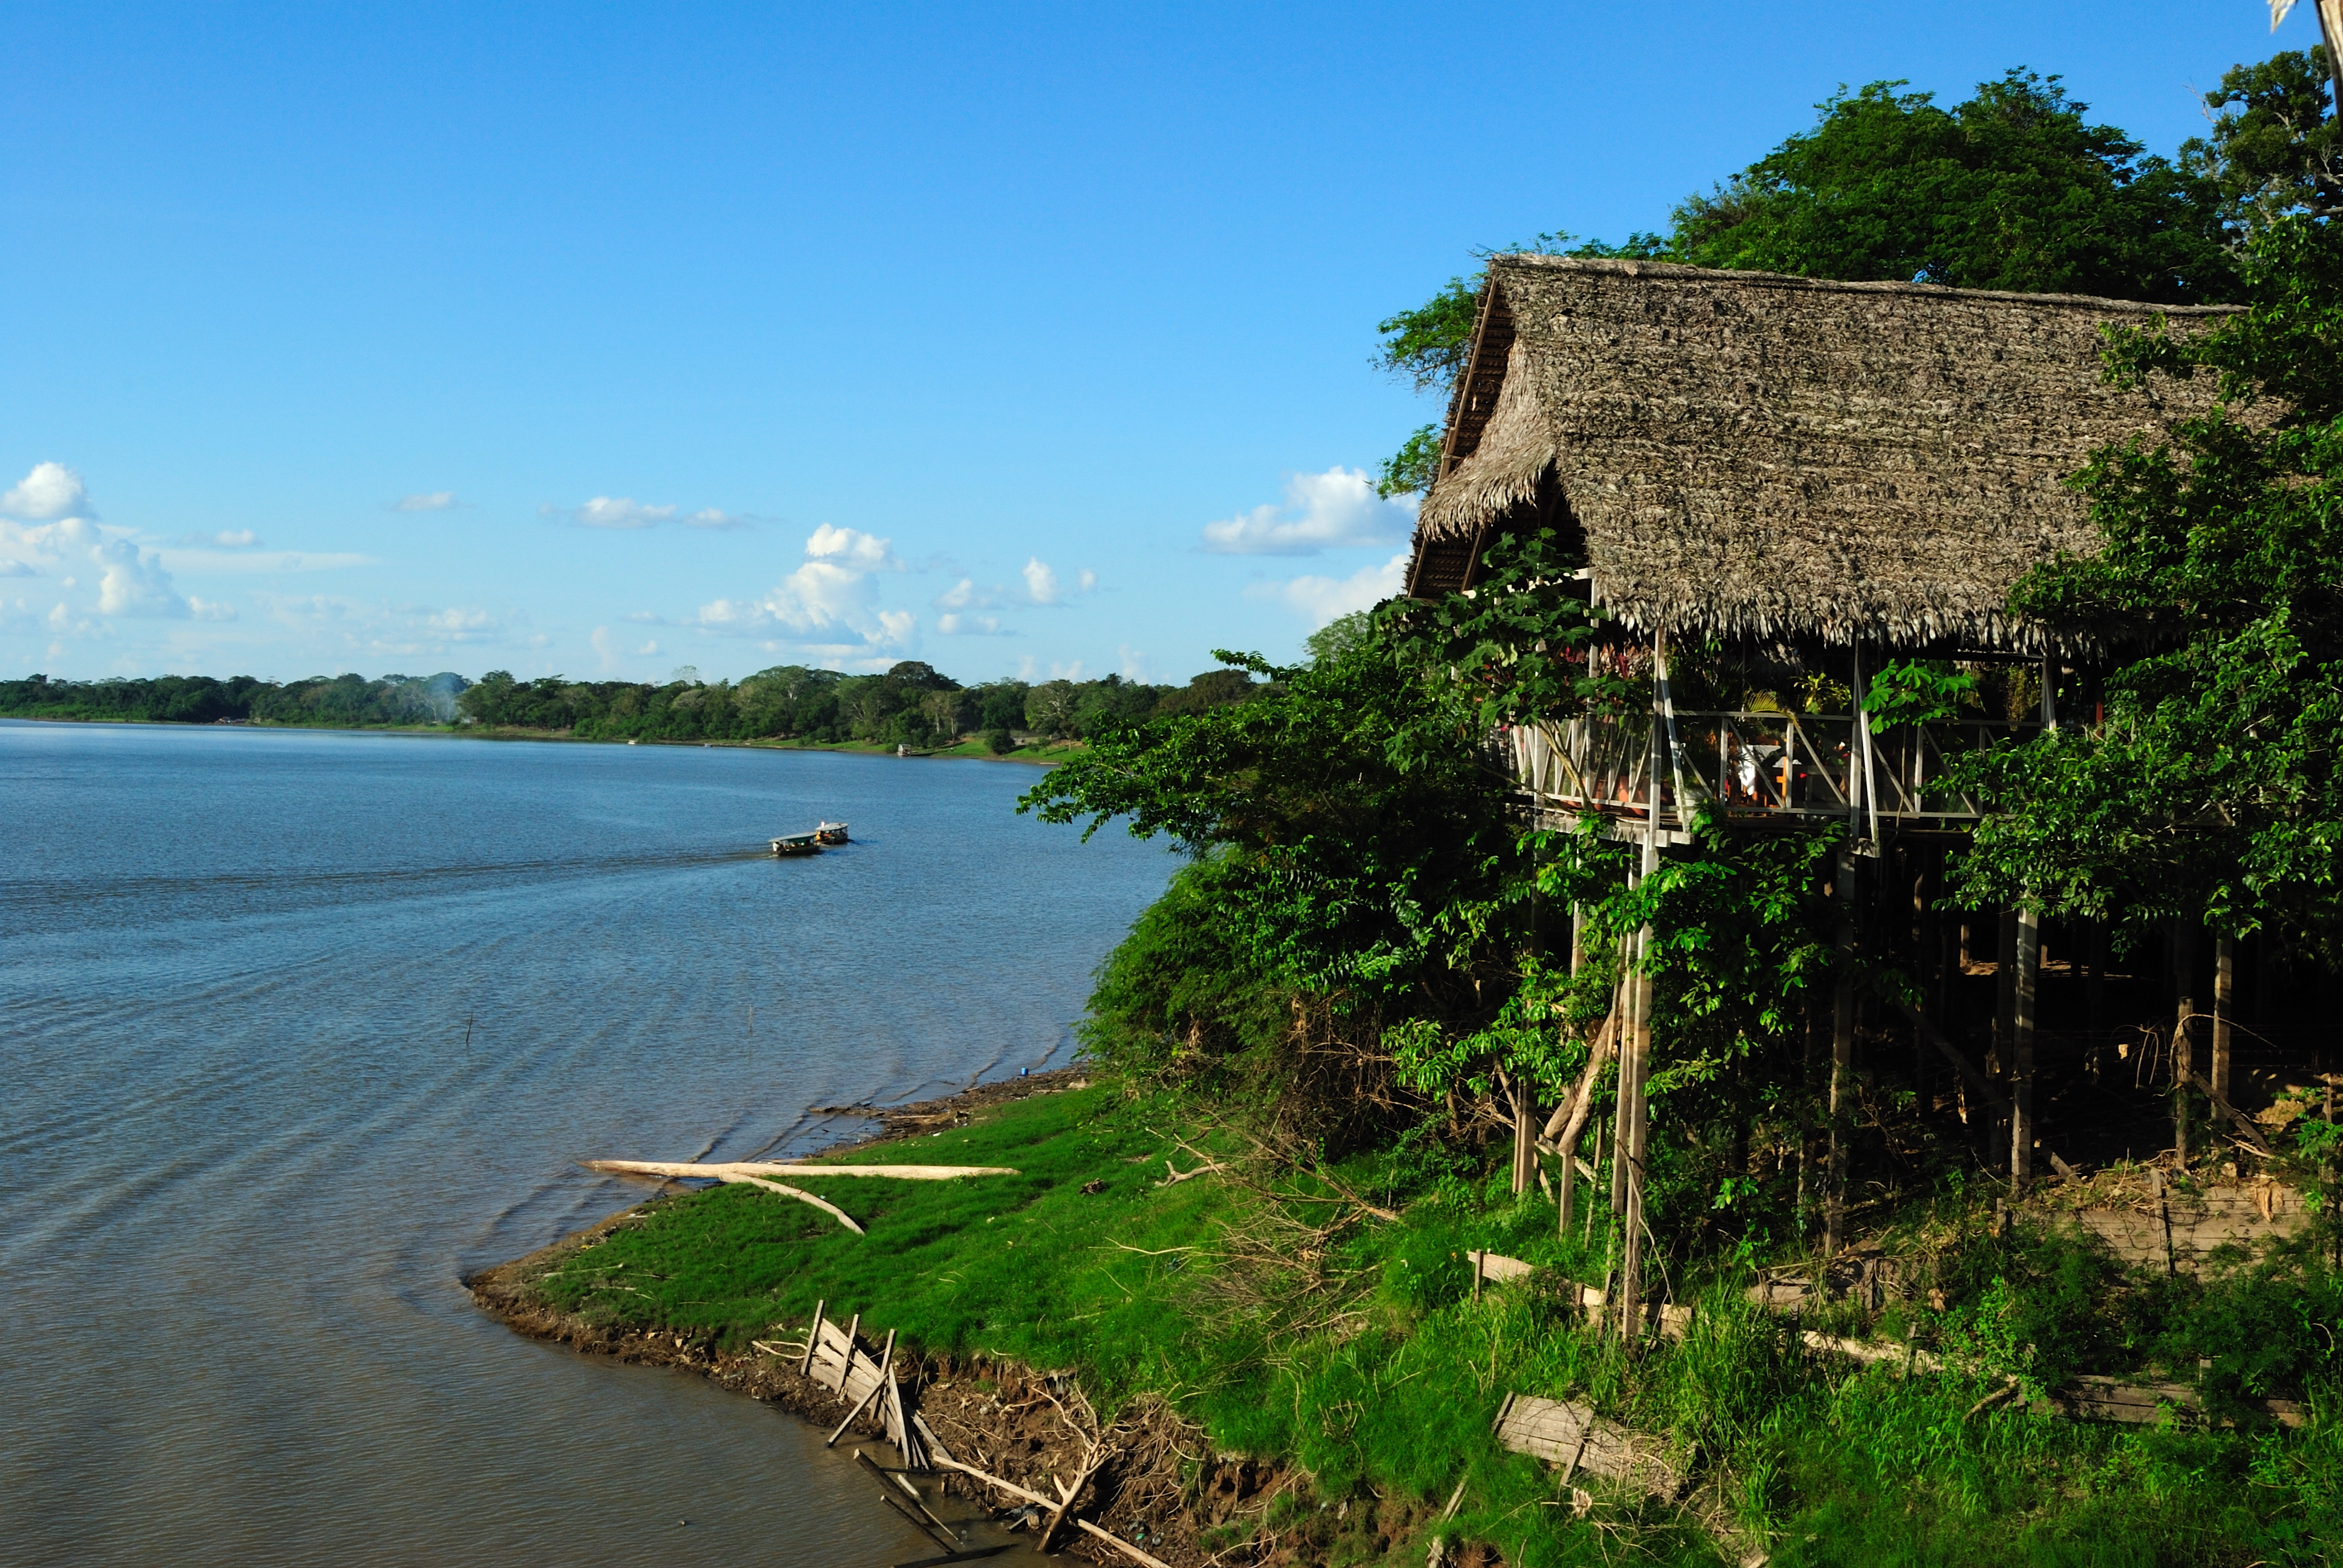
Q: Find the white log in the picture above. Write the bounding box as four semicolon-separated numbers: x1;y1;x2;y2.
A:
585;1158;1019;1180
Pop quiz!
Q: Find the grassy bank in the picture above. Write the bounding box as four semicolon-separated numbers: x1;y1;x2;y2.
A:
506;1079;2342;1567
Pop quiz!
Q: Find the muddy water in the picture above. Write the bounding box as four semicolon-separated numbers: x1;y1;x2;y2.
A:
0;721;1172;1567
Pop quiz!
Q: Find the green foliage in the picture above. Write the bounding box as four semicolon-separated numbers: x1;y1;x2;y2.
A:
1863;658;1980;731
1374;275;1482;395
2181;47;2341;237
1383;524;1625;740
1375;422;1443;498
1951;217;2343;957
1674;71;2236;303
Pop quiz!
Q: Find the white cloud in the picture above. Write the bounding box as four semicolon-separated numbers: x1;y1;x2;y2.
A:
1202;466;1417;556
689;525;913;656
393;491;460;512
551;495;761;530
937;612;1008;636
806;523;898;570
1251;552;1410;628
2;462;93;521
0;466;195;625
1019;557;1095;606
154;546;376;575
567;495;677;529
188;596;237;621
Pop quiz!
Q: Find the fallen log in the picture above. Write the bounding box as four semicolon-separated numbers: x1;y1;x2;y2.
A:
734;1175;867;1235
585;1158;1020;1180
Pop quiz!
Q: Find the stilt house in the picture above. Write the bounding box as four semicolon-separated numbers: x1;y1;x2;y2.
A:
1403;255;2266;1271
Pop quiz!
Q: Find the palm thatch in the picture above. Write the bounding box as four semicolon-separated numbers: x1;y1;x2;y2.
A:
1407;255;2237;649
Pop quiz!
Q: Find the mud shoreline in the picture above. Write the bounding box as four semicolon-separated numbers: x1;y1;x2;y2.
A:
465;1068;1307;1567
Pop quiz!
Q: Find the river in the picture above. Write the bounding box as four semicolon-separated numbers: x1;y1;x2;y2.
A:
0;720;1173;1567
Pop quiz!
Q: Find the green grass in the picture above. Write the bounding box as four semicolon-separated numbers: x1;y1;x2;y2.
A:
526;1084;2343;1567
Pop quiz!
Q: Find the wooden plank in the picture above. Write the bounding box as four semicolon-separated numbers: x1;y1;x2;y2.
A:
1492;1394;1685;1501
828;1328;896;1446
801;1299;825;1376
1469;1250;1535;1286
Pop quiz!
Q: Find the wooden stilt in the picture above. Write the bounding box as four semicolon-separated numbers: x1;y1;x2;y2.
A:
2212;933;2235;1105
801;1300;825;1377
2011;907;2038;1192
2172;921;2196;1169
1826;844;1856;1254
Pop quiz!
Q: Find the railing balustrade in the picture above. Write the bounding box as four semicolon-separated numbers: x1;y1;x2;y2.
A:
1508;710;2043;830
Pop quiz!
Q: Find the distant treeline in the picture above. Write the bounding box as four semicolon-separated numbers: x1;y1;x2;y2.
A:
0;671;468;727
0;661;1262;750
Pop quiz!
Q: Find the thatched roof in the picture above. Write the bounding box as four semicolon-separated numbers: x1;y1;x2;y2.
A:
1407;255;2237;649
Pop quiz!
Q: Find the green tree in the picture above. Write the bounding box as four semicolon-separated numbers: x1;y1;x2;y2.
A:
2181;46;2340;238
1674;71;2234;302
1950;215;2343;961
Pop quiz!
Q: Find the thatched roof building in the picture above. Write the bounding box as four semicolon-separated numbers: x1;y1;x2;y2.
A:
1406;255;2236;650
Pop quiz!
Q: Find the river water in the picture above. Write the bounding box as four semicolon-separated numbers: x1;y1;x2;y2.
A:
0;721;1173;1567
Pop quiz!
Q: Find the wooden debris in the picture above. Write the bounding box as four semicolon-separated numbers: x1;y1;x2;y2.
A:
1965;1379;2024;1419
927;1453;1176;1568
828;1328;896;1446
1802;1330;1946;1374
1491;1393;1687;1501
855;1449;957;1540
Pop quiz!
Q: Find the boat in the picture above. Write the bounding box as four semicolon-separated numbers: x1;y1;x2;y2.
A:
815;821;850;844
770;831;824;857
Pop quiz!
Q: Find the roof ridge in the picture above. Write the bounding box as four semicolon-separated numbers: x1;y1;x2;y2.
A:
1487;252;2244;317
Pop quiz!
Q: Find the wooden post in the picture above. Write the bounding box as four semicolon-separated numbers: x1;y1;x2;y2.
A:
1510;1079;1535;1198
2172;921;2196;1170
1616;627;1667;1339
1826;843;1856;1255
2087;920;2109;1045
801;1299;825;1377
2011;907;2038;1192
1913;855;1933;1114
2212;933;2235;1105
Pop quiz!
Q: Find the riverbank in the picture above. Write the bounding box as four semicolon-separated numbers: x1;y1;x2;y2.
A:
469;1061;2343;1566
467;1070;1271;1566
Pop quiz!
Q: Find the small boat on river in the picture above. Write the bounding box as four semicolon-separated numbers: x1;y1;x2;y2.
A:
770;831;823;857
815;821;850;844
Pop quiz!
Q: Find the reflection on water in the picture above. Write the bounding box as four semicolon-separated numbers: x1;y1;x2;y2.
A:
0;722;1170;1567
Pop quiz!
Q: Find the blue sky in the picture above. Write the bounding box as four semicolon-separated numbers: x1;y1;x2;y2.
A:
2;2;2327;687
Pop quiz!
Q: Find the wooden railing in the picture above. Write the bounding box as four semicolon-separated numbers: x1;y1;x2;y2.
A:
1508;710;2044;834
